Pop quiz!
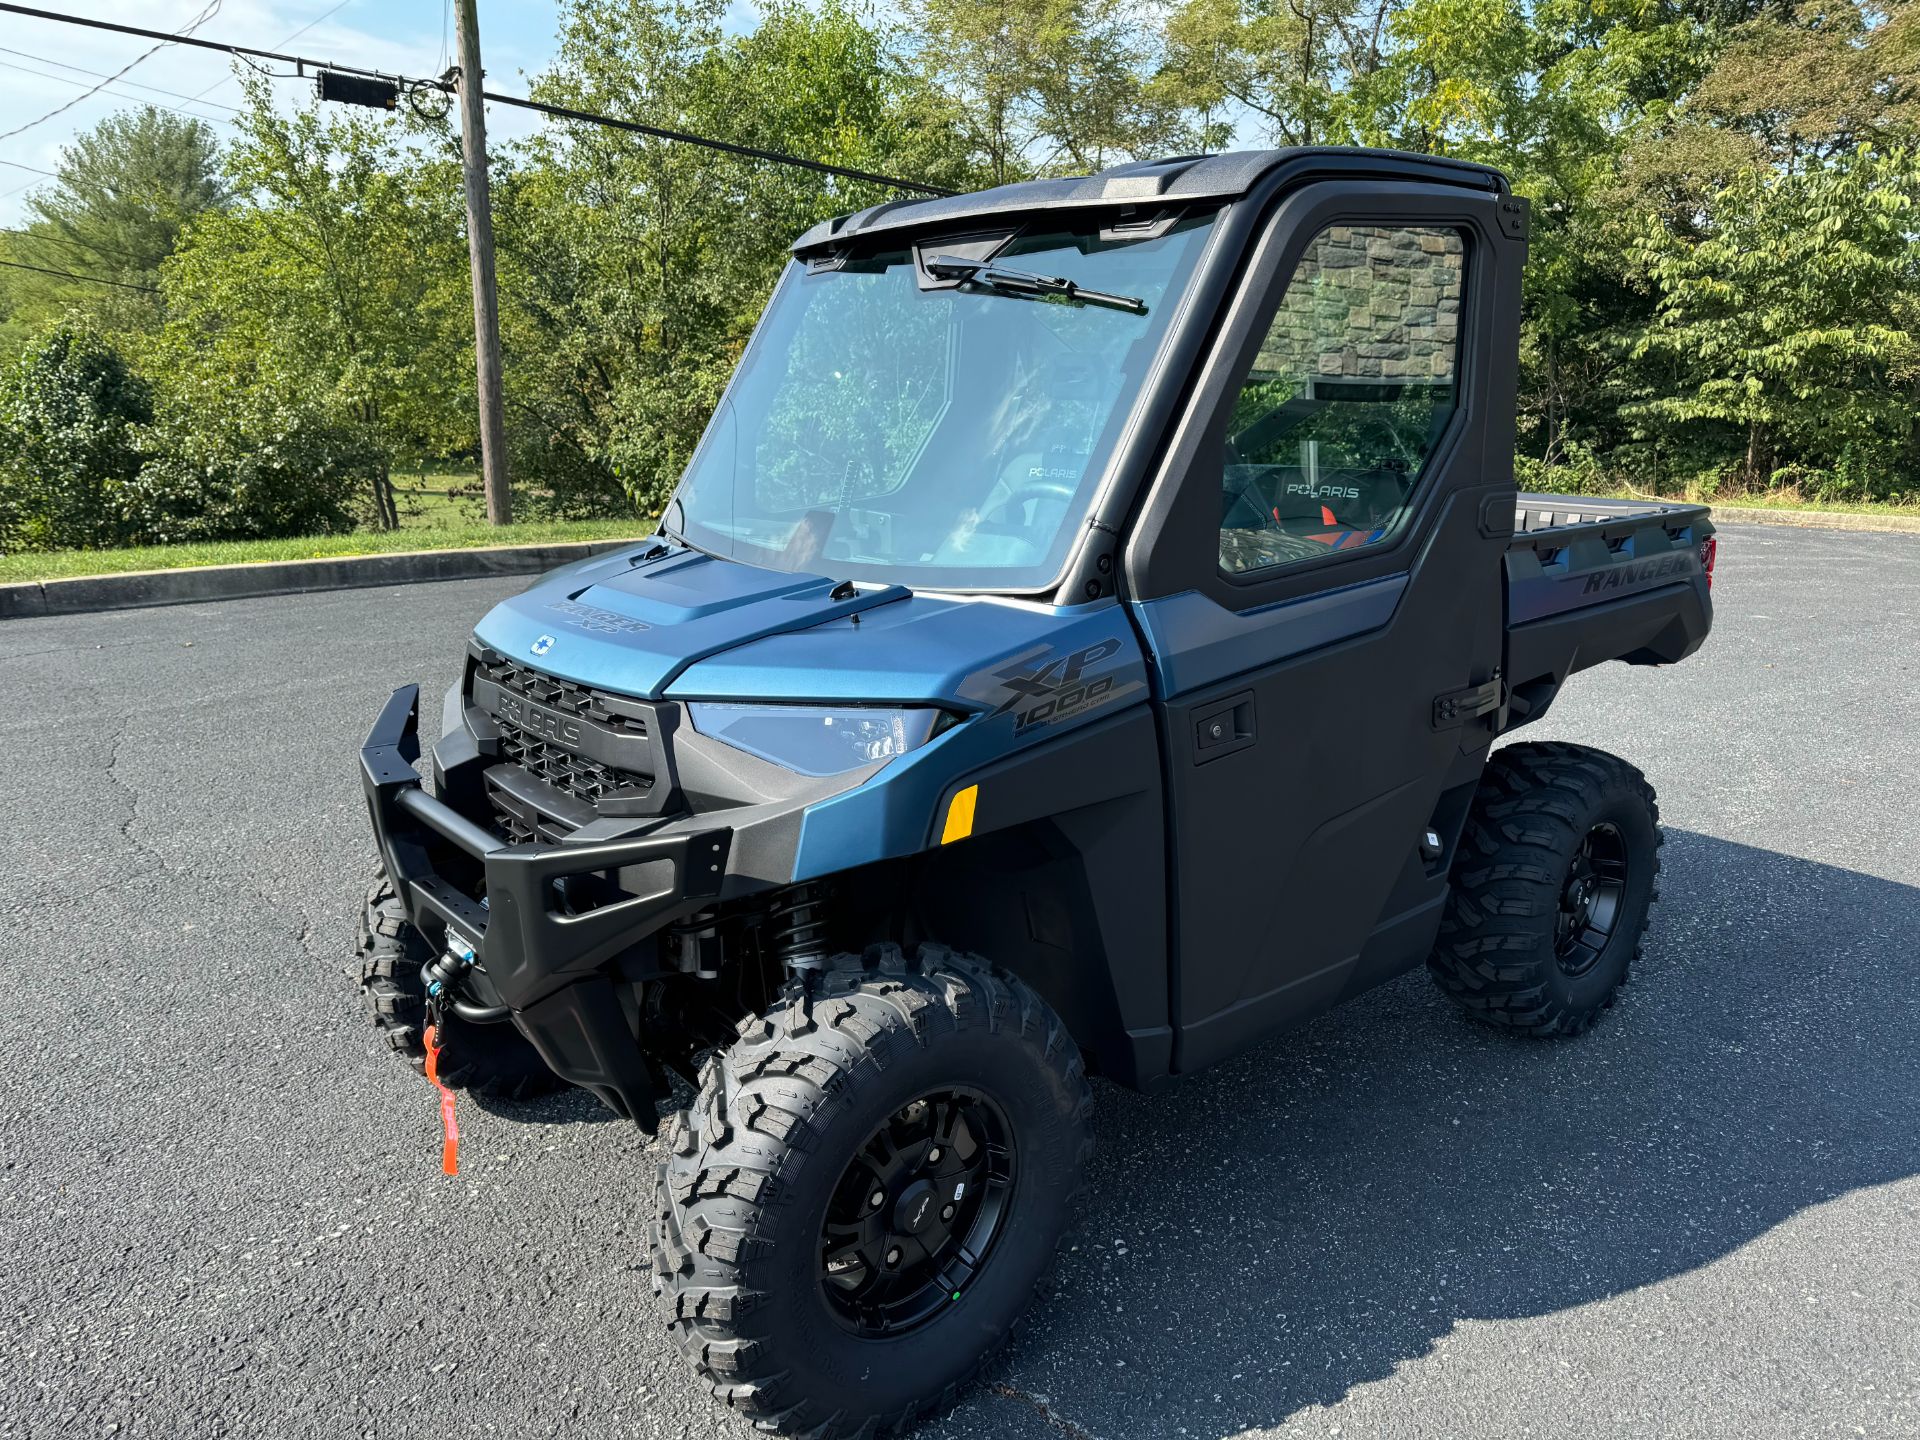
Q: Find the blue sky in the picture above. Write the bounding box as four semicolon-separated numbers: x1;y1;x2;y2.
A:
0;1;604;225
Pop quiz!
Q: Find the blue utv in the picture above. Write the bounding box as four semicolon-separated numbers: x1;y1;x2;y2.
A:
358;147;1716;1436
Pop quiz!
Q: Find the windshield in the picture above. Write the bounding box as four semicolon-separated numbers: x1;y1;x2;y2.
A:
669;212;1217;591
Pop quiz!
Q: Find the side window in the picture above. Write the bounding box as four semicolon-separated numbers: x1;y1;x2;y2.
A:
1217;224;1465;577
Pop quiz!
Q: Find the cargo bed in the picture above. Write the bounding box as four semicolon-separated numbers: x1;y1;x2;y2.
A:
1500;493;1716;730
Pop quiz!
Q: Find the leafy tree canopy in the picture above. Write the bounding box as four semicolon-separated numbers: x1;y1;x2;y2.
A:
0;107;227;350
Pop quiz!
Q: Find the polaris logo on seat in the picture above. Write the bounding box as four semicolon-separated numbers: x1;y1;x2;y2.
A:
1285;481;1360;501
1580;553;1692;594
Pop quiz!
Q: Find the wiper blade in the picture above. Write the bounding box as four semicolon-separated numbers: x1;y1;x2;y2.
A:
925;254;1147;315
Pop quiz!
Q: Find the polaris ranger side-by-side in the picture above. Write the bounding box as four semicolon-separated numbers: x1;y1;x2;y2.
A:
358;147;1714;1435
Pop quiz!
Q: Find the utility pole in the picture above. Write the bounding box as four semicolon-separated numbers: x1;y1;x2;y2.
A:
454;0;511;525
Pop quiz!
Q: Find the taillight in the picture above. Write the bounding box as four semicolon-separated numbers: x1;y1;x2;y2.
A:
1699;534;1717;589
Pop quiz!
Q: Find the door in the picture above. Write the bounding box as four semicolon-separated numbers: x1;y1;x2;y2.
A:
1124;181;1528;1072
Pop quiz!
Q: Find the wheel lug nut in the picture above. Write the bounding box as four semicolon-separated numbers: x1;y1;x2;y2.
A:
927;1147;942;1164
885;1247;902;1267
940;1203;955;1221
869;1189;885;1208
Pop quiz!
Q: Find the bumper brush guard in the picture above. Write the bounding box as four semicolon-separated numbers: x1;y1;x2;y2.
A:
361;684;732;1122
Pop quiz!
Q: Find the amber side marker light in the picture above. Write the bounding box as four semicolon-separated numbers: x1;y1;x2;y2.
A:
941;785;978;844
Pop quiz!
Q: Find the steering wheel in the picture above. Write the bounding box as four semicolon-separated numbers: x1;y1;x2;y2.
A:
983;479;1079;528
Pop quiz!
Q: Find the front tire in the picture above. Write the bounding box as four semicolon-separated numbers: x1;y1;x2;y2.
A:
1428;742;1662;1035
651;944;1093;1437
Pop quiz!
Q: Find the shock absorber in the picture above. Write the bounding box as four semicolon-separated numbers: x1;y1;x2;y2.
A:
768;882;831;972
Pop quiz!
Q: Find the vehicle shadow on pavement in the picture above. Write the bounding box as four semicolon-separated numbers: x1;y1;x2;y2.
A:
465;1059;694;1125
980;830;1919;1437
468;1086;622;1125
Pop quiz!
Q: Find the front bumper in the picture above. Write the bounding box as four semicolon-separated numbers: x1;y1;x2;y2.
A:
361;685;731;1120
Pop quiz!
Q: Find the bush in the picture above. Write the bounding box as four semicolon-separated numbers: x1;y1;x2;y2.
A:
0;322;151;551
124;387;378;544
1514;443;1614;497
506;425;638;521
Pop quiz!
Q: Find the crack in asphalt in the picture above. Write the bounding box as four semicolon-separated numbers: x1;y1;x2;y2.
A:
102;718;177;880
99;716;332;970
988;1383;1101;1440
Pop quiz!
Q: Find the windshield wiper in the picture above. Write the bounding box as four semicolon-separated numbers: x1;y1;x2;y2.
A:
924;254;1147;315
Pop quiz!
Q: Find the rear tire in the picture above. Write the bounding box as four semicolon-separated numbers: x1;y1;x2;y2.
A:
651;943;1093;1437
355;866;565;1098
1428;741;1661;1035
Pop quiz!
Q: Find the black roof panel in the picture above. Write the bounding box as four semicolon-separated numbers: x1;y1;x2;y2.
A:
791;147;1509;254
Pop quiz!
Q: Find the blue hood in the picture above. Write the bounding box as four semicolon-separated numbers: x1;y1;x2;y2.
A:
471;543;1143;713
471;545;909;700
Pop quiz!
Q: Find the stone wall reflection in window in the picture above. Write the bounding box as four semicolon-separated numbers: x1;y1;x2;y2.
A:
1217;225;1464;576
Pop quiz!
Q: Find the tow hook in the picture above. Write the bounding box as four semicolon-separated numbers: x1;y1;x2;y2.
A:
423;937;512;1024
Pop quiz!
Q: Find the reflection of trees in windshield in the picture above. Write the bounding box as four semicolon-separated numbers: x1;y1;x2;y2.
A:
674;212;1216;590
754;264;951;515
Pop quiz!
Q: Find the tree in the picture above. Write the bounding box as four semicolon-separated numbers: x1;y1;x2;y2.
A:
500;0;979;515
155;81;473;527
1159;0;1399;147
904;0;1186;180
0;107;227;350
1620;146;1920;499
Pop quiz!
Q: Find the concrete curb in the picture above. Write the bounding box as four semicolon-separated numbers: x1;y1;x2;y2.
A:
1703;505;1920;535
0;538;645;620
6;505;1914;621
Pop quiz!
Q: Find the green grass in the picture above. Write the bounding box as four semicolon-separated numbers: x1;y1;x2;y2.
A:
391;470;483;529
1676;491;1920;516
1585;486;1920;517
0;516;656;585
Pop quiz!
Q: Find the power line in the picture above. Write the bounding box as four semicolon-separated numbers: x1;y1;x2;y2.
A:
0;56;242;126
0;158;58;176
478;90;954;195
1;224;147;264
0;44;244;111
188;0;356;103
0;255;157;291
0;2;956;197
0;0;223;144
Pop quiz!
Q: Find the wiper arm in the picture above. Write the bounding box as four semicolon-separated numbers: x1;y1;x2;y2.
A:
924;254;1147;315
657;493;715;559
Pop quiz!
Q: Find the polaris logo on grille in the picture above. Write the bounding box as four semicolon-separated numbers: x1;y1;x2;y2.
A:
498;694;582;748
530;634;556;656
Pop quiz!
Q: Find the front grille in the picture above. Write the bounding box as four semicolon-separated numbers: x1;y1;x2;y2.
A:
485;771;584;846
477;655;648;735
471;651;667;842
496;726;633;802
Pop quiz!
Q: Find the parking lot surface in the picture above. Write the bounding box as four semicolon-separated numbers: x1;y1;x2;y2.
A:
2;523;1916;1439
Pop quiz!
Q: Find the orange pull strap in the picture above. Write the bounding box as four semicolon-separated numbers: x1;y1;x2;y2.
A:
423;1024;460;1176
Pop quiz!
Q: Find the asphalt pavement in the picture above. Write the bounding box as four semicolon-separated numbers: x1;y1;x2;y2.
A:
2;523;1916;1440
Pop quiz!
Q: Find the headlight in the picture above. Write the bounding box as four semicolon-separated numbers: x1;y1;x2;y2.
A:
687;703;946;777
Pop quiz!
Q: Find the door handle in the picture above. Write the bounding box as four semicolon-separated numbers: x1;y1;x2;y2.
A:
1193;691;1255;762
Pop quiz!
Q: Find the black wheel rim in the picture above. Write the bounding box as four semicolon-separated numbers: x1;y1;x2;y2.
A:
817;1088;1014;1337
1556;821;1629;976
